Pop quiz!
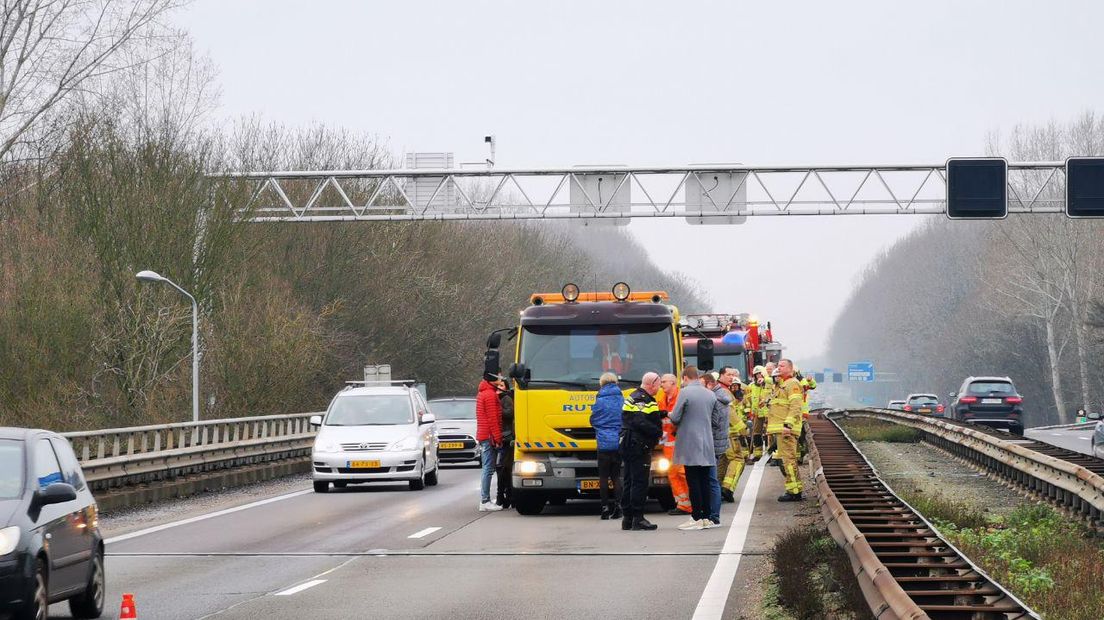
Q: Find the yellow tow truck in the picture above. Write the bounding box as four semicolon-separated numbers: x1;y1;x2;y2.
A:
484;282;712;515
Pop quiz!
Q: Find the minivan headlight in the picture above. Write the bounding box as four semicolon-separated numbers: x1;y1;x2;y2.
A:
388;436;421;452
0;526;20;556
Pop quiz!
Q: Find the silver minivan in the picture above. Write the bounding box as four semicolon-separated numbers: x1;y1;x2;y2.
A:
310;385;440;492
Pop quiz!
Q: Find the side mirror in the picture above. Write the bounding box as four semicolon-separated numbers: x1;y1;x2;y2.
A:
34;482;77;507
309;415;323;427
483;349;501;380
487;332;502;349
508;363;530;386
1089;412;1101;421
948;392;956;399
696;338;715;372
421;412;436;425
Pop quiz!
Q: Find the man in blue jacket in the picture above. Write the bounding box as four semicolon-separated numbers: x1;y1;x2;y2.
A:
590;372;625;520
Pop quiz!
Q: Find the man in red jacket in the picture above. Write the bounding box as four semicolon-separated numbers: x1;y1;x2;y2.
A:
476;374;505;512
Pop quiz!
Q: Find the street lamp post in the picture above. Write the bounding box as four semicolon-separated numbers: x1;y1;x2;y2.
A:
136;270;200;423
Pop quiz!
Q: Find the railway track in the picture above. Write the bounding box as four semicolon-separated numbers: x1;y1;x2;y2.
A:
808;414;1039;620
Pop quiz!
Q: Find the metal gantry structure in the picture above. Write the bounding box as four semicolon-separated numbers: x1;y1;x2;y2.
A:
215;161;1071;223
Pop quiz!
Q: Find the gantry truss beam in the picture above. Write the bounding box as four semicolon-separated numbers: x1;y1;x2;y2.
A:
216;162;1068;222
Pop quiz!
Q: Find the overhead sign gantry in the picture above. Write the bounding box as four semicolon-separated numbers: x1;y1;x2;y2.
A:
214;158;1104;222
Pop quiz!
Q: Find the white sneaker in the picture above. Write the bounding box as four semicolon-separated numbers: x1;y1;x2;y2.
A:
703;519;722;529
479;501;503;512
677;518;702;531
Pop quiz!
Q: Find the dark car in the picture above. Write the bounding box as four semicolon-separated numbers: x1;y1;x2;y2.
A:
1;428;104;620
949;376;1025;435
904;393;945;417
427;398;481;463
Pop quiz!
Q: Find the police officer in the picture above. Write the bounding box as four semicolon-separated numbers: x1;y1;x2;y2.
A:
620;372;664;531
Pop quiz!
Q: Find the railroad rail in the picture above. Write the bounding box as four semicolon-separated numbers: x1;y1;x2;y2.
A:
833;408;1104;526
62;413;318;491
808;413;1039;620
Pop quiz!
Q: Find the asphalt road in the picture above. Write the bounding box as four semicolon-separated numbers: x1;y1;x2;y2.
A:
45;460;799;620
1025;424;1096;456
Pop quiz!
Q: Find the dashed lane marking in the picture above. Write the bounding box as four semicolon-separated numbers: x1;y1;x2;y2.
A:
691;458;768;620
275;579;327;596
408;527;442;539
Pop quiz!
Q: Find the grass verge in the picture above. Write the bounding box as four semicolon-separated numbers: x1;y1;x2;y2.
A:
763;523;872;620
899;488;1104;620
838;418;922;443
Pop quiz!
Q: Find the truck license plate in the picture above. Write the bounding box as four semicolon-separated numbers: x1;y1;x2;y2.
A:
578;479;610;491
348;460;381;468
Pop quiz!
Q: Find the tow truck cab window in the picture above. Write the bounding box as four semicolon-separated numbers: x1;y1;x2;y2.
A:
520;323;675;389
33;439;64;491
967;382;1014;395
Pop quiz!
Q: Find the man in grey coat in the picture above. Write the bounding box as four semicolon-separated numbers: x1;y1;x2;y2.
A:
703;372;730;526
669;366;720;530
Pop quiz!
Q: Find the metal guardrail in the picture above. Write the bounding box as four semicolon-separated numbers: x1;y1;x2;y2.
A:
833;408;1104;524
62;413;319;489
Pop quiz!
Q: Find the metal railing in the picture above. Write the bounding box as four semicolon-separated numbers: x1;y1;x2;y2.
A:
62;413;319;489
832;408;1104;523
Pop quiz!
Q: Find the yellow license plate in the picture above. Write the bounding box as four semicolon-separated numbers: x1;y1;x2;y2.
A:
919;408;931;413
348;460;381;468
440;442;465;450
579;479;612;491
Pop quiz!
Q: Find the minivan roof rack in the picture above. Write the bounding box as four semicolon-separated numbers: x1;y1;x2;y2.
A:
344;379;417;387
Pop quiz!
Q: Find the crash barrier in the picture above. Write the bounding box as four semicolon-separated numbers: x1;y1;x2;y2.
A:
62;413;319;490
808;414;1039;620
832;408;1104;527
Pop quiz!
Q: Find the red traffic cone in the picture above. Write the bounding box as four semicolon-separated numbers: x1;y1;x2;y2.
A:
119;593;137;619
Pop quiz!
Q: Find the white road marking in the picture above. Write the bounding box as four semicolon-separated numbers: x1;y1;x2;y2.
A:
105;489;313;545
274;579;326;596
408;527;442;539
691;458;767;620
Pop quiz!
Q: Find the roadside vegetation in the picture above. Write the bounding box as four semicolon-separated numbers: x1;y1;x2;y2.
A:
899;487;1104;620
824;113;1104;426
0;1;706;431
763;523;872;620
838;418;922;443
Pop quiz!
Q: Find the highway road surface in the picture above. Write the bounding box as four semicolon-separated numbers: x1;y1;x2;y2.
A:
49;459;801;620
1025;423;1096;456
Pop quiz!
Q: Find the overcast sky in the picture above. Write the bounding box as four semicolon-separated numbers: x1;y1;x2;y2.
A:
175;0;1104;361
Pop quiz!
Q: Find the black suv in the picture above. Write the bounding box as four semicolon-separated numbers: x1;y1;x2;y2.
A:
949;376;1025;435
1;428;105;619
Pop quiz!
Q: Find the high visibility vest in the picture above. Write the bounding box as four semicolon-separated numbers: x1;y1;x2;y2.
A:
767;377;803;434
728;384;747;436
800;377;817;419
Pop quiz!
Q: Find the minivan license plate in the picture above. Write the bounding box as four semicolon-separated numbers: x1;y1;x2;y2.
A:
348;460;381;468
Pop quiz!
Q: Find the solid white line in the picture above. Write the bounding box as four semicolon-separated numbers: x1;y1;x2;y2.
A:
691;458;767;620
408;527;442;539
105;489;314;545
274;579;326;596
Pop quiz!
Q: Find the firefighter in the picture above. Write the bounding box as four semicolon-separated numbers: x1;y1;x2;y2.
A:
797;368;817;460
746;365;771;460
658;373;691;516
718;366;748;502
620;372;664;530
773;359;805;501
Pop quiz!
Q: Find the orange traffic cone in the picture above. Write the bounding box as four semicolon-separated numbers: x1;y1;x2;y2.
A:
120;593;137;619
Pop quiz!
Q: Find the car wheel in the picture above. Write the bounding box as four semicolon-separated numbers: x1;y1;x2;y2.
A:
17;557;47;620
313;480;329;493
425;465;439;487
68;547;105;619
409;460;426;491
514;492;546;515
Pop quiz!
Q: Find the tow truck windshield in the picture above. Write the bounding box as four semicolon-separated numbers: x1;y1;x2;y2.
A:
519;323;675;389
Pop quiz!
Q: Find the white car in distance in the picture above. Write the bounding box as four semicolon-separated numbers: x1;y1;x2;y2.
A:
310;384;440;492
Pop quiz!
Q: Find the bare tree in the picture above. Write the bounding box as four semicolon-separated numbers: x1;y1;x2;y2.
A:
0;0;186;163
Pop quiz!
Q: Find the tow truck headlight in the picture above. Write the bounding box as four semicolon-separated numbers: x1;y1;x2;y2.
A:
515;460;546;475
388;436;421;452
0;526;20;556
654;457;671;473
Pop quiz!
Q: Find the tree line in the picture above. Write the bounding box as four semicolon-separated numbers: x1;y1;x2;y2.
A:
825;113;1104;425
0;1;706;430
